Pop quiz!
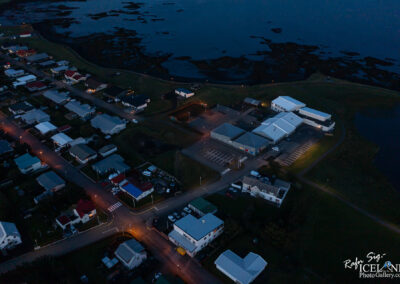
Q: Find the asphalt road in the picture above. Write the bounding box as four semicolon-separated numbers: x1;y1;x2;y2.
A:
0;113;266;282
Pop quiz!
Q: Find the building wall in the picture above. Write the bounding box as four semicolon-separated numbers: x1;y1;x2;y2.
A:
210;132;233;144
172;223;224;257
0;235;22;250
20;162;42;174
303;118;335;132
243;184;283;206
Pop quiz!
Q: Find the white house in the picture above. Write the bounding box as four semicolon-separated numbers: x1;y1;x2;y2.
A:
0;222;22;251
271;96;305;112
175;88;194;99
56;199;96;230
64;70;86;84
168;213;224;257
242;176;290;207
51;133;73;148
4;68;24;78
35;121;57;135
215;250;267;284
114;239;147;270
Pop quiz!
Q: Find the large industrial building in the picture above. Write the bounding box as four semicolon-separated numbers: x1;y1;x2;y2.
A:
270;96;335;132
210;123;245;144
252;112;303;144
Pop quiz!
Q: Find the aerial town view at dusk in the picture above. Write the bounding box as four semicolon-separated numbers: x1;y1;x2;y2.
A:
0;0;399;283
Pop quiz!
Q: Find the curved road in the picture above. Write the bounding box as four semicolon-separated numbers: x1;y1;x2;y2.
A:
0;113;266;282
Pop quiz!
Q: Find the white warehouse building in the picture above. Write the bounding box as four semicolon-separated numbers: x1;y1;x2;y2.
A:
252;112;303;144
298;107;335;132
271;96;305;112
168;213;224;257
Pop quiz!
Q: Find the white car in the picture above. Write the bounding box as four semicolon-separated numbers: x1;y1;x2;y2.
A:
132;119;139;124
168;215;176;223
142;170;152;177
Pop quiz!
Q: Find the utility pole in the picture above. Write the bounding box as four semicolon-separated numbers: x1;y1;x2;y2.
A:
151;194;154;205
200;176;202;185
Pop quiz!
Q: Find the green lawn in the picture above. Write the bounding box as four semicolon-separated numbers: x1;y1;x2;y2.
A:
204;182;400;283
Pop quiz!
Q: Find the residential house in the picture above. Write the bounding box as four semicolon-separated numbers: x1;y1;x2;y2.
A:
175;88;194;99
121;94;150;111
188;197;217;217
42;90;70;105
85;77;107;93
103;86;127;99
73;199;96;224
4;68;24;78
242;175;290;207
90;114;126;135
0;140;13;156
13;74;37;88
214;250;267;284
36;171;66;192
26;53;50;63
0;222;22;251
114;239;147;270
25;81;47;92
65;100;95;119
243;97;261;107
14;153;44;174
8;101;34;115
168;213;224;257
64;70;86;83
98;144;117;157
119;180;154;201
51;133;73;148
16;49;36;58
69;144;97;164
19;31;32;38
50;65;69;75
20;109;50;124
92;154;130;175
35;121;57;135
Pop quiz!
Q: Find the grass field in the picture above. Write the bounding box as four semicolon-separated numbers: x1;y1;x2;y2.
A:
204;183;400;283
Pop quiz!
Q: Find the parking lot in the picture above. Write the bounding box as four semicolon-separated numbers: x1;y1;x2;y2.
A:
182;137;249;173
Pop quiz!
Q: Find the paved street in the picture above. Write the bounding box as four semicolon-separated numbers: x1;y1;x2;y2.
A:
0;112;266;282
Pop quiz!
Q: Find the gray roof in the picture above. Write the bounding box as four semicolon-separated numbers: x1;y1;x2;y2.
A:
0;222;20;240
14;153;41;170
36;171;65;191
212;123;245;139
90;114;125;134
26;52;49;62
174;213;223;241
0;140;13;155
21;109;50;124
215;250;267;284
244;97;261;106
98;144;117;154
92;154;130;174
242;176;280;196
69;144;96;160
65;101;95;118
234;132;269;149
9;101;33;113
115;239;145;263
43;90;69;104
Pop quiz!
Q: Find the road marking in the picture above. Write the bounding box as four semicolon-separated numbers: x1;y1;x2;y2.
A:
108;202;122;212
154;205;169;211
221;168;231;175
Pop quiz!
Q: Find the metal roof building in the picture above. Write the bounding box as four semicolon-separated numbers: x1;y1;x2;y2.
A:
215;250;267;284
20;109;50;125
188;197;217;217
0;140;13;155
252;112;303;144
65;100;95;119
211;123;245;144
271;96;305;112
114;239;147;270
69;144;97;164
232;132;269;156
51;133;73;147
298;107;331;122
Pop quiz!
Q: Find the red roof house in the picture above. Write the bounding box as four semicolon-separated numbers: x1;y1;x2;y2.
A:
74;199;96;222
25;81;47;92
16;49;36;58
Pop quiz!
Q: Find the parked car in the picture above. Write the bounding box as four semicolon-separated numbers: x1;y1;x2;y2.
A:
132;118;139;124
173;212;180;219
183;207;192;214
142;170;152;177
168;215;176;223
